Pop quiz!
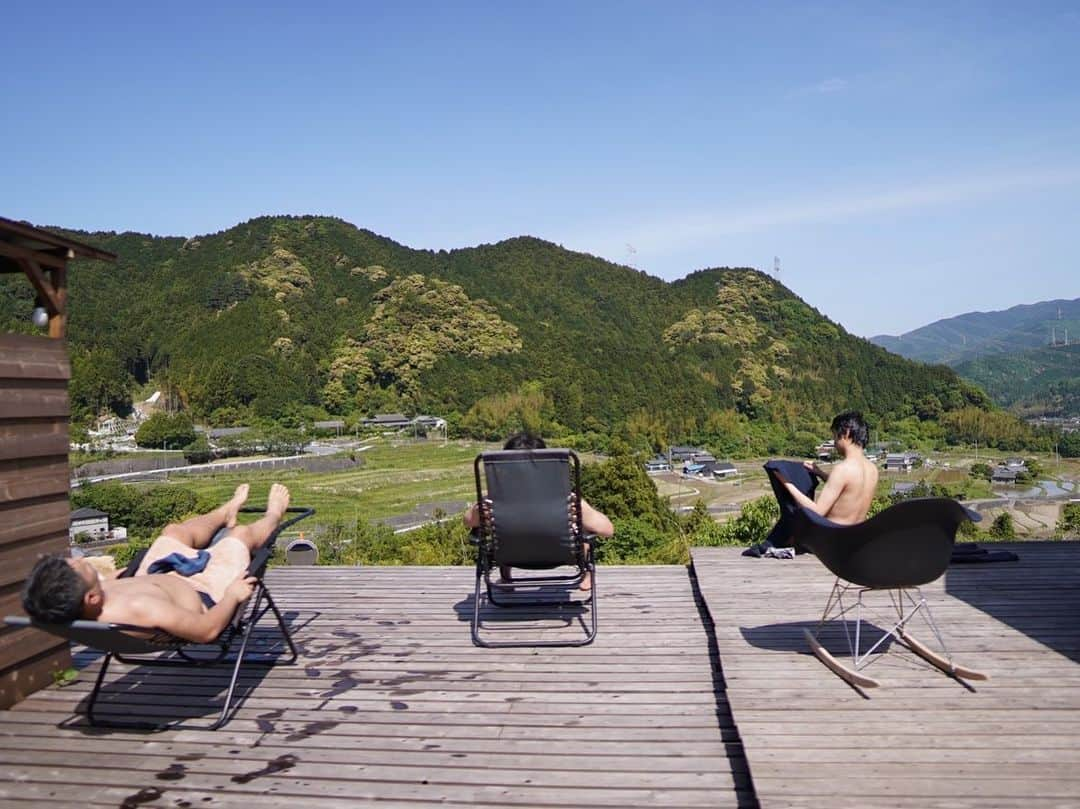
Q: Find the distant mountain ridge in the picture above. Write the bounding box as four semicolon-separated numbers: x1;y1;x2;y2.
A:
871;298;1080;365
871;298;1080;417
0;215;989;445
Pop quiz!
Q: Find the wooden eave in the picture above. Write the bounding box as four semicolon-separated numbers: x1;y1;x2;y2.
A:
0;216;116;273
0;216;116;338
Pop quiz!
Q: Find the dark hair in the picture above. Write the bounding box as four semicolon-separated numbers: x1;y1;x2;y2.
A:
831;411;870;448
503;432;546;450
22;556;87;624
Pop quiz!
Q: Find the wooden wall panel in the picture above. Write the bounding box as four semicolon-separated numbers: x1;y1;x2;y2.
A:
0;456;69;504
0;334;70;380
0;646;70;710
0;497;69;546
0;380;69;419
0;419;68;461
0;332;72;708
0;533;70;590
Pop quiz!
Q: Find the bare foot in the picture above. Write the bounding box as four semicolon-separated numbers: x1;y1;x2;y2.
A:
266;483;291;522
580;571;592;591
222;484;250;527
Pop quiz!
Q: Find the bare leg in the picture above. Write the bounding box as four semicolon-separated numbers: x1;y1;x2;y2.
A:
226;483;291;554
580;541;592;591
161;484;249;549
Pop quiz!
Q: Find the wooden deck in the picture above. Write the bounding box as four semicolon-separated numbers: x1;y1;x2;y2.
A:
0;566;754;808
692;541;1080;808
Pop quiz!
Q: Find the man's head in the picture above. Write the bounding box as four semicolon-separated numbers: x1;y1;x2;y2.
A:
831;411;870;449
21;556;102;624
503;432;546;451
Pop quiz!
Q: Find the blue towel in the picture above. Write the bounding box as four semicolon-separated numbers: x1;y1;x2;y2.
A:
148;549;211;576
762;460;819;550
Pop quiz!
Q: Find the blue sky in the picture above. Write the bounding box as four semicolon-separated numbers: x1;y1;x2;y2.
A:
3;1;1078;337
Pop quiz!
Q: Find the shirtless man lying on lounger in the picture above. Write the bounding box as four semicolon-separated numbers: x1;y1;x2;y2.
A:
21;483;290;643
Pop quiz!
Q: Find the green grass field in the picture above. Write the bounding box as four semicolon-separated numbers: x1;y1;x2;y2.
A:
154;439;491;530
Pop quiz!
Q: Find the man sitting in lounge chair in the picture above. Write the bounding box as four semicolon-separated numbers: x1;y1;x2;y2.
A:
22;483;290;643
463;432;613;590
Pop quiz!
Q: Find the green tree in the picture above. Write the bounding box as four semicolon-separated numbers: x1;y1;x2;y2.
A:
989;512;1016;539
71;483;212;540
580;448;676;531
689;496;779;547
135;412;196;449
1059;431;1080;458
1057;503;1080;538
182;435;213;464
69;347;133;421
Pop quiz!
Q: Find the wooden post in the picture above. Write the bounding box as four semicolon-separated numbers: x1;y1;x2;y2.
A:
0;334;73;708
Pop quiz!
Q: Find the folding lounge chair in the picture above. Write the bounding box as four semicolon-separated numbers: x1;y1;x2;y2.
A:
471;448;598;647
4;505;313;730
794;497;987;688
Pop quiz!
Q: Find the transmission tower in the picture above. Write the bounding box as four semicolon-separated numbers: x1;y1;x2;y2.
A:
773;256;781;279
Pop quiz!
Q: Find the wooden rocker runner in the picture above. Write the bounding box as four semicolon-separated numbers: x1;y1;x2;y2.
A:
794;497;988;688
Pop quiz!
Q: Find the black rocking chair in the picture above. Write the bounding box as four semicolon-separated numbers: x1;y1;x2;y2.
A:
5;505;313;730
794;497;987;688
471;448;598;647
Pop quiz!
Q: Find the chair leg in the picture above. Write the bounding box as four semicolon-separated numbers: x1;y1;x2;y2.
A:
471;565;487;647
897;591;988;681
85;652;113;727
808;583;987;687
472;562;597;648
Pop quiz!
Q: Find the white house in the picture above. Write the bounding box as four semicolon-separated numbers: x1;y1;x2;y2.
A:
712;462;738;479
69;507;109;541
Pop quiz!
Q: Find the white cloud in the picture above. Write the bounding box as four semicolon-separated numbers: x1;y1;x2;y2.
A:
809;77;849;94
580;165;1080;259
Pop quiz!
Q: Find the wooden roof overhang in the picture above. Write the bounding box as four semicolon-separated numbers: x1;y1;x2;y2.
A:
0;216;116;338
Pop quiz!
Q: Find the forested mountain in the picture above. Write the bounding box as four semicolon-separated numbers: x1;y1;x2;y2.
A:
871;298;1080;416
871;298;1080;365
0;215;992;450
953;343;1080;417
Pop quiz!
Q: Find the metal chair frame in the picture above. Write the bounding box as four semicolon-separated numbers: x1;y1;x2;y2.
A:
811;579;952;677
6;506;313;730
471;449;598;648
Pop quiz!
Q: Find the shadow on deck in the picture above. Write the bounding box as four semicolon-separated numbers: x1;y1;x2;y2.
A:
693;542;1080;809
0;565;756;808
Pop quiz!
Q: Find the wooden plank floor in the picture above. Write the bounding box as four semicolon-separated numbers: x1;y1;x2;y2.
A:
691;541;1080;809
0;566;755;808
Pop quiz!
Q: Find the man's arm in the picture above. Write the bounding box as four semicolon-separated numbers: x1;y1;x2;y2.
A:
463;503;480;529
780;468;849;519
124;578;255;643
580;499;614;537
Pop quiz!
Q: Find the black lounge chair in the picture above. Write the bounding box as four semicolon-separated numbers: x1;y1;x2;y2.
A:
794;497;987;688
471;448;597;647
4;506;313;730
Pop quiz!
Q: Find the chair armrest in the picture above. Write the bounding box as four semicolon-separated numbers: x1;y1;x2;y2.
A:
120;549;148;578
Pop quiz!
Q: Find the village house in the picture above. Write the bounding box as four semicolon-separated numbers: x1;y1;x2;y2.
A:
69;507;109;541
884;452;919;473
669;445;705;463
712;461;738;479
992;466;1019;484
644;456;671;472
361;413;413;430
